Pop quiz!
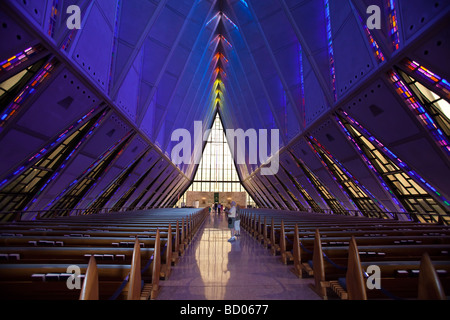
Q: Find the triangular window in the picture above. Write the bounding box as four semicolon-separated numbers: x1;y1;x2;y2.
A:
178;113;256;207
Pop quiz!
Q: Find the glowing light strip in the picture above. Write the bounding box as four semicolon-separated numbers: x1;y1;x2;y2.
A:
0;58;57;129
220;35;233;48
324;0;337;101
387;0;400;51
0;45;43;73
210;35;221;47
339;110;450;208
239;0;249;8
389;70;450;155
219;53;229;64
212;53;228;65
222;13;238;30
206;12;220;26
214;67;226;77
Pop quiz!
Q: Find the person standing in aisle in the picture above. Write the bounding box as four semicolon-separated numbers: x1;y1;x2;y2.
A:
227;201;237;242
234;208;241;237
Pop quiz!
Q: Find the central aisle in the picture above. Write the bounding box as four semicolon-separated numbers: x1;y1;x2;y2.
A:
157;211;321;300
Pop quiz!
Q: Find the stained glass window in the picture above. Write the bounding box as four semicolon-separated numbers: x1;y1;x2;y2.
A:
44;131;135;217
110;155;161;212
389;70;450;156
84;148;150;214
288;150;348;215
0;107;108;221
279;163;323;213
306;136;387;218
0;57;48;113
336;111;450;224
397;68;450;140
177;113;256;208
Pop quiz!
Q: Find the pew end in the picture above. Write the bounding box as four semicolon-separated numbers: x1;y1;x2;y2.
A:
312;229;328;299
160;224;173;280
346;237;367;300
418;253;447;300
127;238;142;300
291;224;303;278
79;256;98;300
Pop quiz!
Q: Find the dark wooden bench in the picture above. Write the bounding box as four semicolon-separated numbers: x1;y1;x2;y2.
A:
0;208;209;299
0;236;161;300
240;209;450;300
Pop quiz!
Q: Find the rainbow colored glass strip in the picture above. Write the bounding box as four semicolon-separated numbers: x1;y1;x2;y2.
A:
387;0;400;51
338;110;450;209
324;0;337;102
0;58;57;129
358;13;385;63
239;0;249;8
389;70;450;155
61;29;77;51
0;45;43;74
402;59;450;98
48;0;60;37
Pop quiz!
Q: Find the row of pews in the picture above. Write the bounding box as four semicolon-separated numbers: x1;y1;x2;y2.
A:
240;209;450;300
0;208;208;300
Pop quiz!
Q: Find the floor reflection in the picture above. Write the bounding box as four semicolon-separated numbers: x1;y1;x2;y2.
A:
156;211;320;300
194;228;231;299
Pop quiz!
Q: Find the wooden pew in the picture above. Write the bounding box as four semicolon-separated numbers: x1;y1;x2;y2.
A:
343;241;450;300
418;253;447;300
241;209;450;300
79;256;98;300
127;238;142;300
0;208;210;300
309;230;450;299
0;235;163;300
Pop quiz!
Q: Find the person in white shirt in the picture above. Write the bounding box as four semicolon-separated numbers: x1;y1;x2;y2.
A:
234;208;240;237
227;201;237;242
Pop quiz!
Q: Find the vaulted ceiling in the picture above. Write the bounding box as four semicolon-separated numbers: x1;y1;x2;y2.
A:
0;0;449;216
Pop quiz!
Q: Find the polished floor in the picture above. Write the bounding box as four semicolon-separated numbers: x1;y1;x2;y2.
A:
157;211;321;300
